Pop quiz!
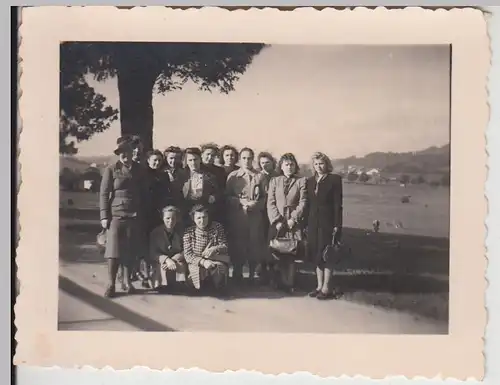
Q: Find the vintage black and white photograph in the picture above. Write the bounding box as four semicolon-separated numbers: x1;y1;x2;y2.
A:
58;42;451;334
17;6;489;376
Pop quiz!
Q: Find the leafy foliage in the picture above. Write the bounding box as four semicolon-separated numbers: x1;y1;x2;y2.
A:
358;172;370;183
60;42;266;153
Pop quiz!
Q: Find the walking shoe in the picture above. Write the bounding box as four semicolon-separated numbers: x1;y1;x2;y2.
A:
123;285;137;294
316;291;335;300
104;286;116;298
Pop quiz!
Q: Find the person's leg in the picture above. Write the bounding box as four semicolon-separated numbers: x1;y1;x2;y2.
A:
248;261;256;285
232;261;243;284
211;264;229;297
317;264;341;300
105;258;119;297
309;264;324;297
321;267;332;294
287;261;296;289
165;269;177;288
150;259;162;289
122;219;138;293
212;269;224;288
278;260;289;288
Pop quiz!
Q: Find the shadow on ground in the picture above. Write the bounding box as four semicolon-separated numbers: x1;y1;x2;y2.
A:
59;207;449;321
59;275;176;332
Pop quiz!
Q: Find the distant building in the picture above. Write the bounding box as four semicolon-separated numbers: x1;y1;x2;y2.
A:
81;167;102;192
366;168;380;176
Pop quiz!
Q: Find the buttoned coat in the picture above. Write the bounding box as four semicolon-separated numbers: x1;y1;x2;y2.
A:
305;173;343;264
266;175;308;242
178;169;221;224
225;168;270;263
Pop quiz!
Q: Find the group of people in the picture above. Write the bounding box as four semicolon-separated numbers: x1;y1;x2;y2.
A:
99;135;344;300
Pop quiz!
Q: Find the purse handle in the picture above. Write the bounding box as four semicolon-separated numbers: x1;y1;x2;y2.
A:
274;222;297;240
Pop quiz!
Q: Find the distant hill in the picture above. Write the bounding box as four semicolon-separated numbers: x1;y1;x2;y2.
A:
332;144;450;175
76;155;116;167
59;155;92;172
60;155;115;172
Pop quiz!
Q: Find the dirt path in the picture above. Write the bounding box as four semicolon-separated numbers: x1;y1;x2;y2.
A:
59;263;448;334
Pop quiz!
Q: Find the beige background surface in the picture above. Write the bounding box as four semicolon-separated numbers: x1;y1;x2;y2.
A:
16;6;488;380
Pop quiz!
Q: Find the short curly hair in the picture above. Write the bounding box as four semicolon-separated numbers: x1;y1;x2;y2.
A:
220;145;239;163
189;204;210;220
200;143;220;155
277;153;300;176
163;146;183;156
257;151;276;171
146;149;164;160
184;147;202;158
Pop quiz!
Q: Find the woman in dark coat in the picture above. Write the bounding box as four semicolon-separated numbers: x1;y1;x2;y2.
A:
179;147;221;227
200;143;227;224
99;140;146;297
149;205;187;292
144;150;173;232
306;152;343;300
141;150;173;286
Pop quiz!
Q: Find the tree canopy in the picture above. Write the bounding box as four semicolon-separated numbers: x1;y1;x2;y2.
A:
60;42;266;154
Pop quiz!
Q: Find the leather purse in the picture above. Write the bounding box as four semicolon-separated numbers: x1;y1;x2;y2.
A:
96;229;107;255
322;243;344;266
210;252;231;264
269;236;299;256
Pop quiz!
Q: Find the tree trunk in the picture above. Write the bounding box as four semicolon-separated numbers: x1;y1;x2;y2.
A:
117;66;159;150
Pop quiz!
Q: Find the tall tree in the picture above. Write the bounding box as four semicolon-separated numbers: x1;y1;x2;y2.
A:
60;42;265;153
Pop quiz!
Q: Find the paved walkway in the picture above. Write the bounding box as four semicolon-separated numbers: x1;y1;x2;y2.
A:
59;262;448;334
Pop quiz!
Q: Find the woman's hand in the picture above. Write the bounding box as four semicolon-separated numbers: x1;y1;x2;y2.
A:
162;258;177;271
287;219;296;229
275;222;284;232
208;195;216;204
332;227;341;245
101;219;109;229
245;200;257;211
203;259;215;269
202;246;216;259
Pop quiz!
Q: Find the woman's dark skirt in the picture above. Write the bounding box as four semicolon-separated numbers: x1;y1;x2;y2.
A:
104;217;141;264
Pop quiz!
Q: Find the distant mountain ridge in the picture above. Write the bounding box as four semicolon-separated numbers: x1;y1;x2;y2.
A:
61;143;450;176
332;144;450;175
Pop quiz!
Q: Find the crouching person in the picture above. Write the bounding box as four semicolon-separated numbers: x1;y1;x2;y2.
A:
183;204;230;296
149;206;188;292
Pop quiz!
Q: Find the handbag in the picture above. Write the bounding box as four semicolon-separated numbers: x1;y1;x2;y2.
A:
322;242;345;266
210;252;231;264
269;206;302;258
269;237;298;256
96;229;107;255
203;238;230;264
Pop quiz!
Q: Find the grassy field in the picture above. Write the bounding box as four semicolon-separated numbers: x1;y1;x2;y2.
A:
59;182;449;323
343;182;450;238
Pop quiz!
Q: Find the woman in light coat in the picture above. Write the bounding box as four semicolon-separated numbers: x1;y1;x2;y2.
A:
267;153;308;293
225;148;269;285
256;151;278;284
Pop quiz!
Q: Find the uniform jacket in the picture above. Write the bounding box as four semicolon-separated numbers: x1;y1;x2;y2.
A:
99;160;145;221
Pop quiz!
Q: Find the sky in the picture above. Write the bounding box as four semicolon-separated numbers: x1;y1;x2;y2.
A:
74;44;451;162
